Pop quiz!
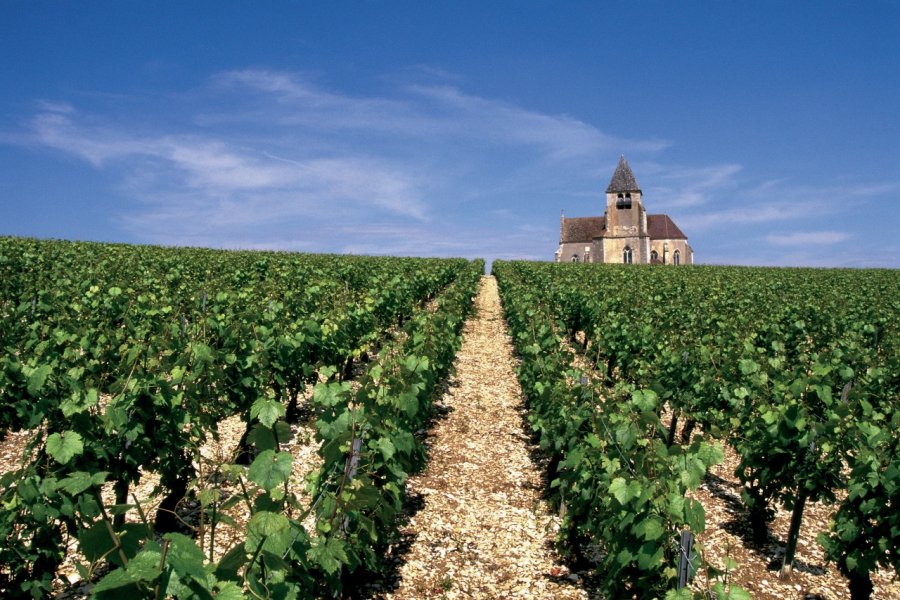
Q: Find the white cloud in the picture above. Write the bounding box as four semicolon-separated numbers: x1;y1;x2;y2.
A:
13;68;898;268
28;104;429;228
678;202;816;231
766;231;851;246
20;69;669;252
644;163;742;209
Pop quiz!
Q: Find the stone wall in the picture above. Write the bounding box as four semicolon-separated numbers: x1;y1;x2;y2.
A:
649;238;694;265
602;235;650;264
556;241;594;263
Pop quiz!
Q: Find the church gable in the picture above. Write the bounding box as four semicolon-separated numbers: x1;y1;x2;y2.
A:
647;214;687;240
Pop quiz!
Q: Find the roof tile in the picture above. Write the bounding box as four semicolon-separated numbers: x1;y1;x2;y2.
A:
561;216;605;242
647;214;687;240
606;155;641;193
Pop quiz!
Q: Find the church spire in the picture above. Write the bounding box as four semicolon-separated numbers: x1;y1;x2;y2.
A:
606;155;641;193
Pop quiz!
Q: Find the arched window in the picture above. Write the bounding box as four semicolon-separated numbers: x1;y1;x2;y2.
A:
650;250;658;263
673;250;681;265
616;193;625;209
624;193;633;209
571;254;579;263
623;246;633;264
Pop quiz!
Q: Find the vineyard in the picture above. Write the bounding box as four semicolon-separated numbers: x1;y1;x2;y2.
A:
493;260;899;599
0;238;898;599
0;236;483;598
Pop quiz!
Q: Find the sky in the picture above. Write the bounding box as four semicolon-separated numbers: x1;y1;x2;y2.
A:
1;2;899;268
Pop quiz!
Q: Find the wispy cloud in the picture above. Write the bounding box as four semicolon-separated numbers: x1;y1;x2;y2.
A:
766;231;851;246
15;69;674;257
9;68;899;268
678;201;818;231
29;100;429;227
647;163;743;209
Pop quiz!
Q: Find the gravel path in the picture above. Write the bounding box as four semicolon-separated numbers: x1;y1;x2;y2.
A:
383;276;587;599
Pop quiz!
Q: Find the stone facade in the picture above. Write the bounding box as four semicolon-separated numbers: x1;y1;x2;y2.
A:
555;156;694;265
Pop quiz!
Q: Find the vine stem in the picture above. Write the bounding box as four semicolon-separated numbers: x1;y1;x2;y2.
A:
93;487;129;567
154;539;170;600
131;491;152;538
779;486;809;578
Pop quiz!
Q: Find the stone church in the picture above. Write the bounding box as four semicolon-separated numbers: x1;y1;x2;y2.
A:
555;156;694;265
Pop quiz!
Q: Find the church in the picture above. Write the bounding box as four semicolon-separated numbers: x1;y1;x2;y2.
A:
555;156;694;265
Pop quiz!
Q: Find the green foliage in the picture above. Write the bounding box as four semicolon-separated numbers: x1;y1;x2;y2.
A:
45;431;84;464
0;237;482;598
493;259;899;598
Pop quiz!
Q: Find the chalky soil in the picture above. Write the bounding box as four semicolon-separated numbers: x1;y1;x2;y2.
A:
382;276;587;599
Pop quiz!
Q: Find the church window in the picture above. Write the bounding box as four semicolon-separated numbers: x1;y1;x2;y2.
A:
673;250;681;265
616;193;633;210
623;246;633;264
651;250;658;262
571;254;579;263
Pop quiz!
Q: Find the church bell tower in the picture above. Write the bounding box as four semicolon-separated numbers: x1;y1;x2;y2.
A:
603;155;650;263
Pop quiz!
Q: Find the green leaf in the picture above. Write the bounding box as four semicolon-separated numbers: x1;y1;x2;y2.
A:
125;548;162;582
61;388;99;417
697;442;725;468
634;517;665;541
739;359;759;375
316;409;351;440
248;511;289;537
27;364;53;396
163;532;206;582
250;396;286;428
215;544;248;581
631;389;658;411
247;424;276;452
375;437;396;461
248;450;293;491
78;521;117;564
726;586;753;600
679;457;707;489
198;488;221;508
610;477;631;505
313;381;347;408
398;390;419;417
637;540;664;569
58;471;95;495
78;523;147;567
307;535;348;575
92;568;137;593
46;431;84;464
684;498;706;532
212;582;245;600
273;420;292;444
667;493;685;521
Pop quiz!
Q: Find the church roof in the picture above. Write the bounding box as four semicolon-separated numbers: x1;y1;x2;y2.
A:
606;155;641;193
647;214;688;240
560;214;688;243
561;216;605;242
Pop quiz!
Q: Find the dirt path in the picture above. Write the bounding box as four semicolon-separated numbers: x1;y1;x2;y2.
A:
382;276;587;599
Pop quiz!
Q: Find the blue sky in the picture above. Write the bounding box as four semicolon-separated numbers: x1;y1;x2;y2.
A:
2;2;898;267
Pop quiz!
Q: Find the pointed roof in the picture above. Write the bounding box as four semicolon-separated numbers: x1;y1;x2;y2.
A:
606;155;641;193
